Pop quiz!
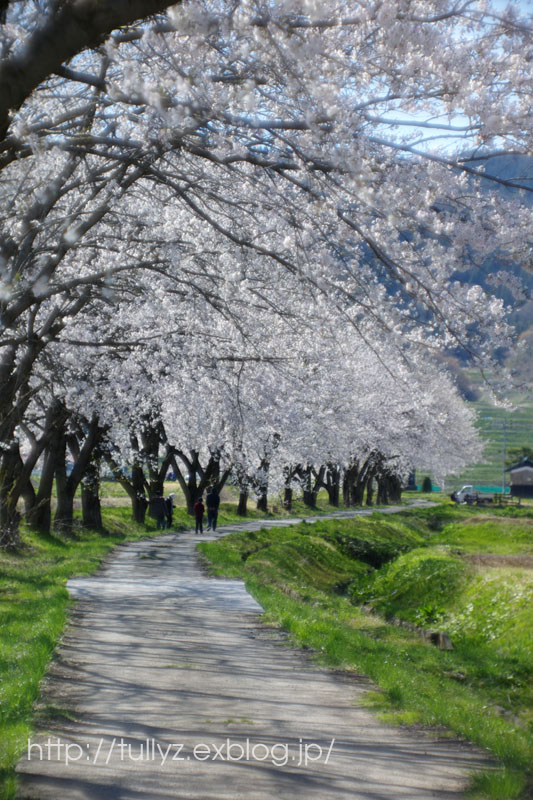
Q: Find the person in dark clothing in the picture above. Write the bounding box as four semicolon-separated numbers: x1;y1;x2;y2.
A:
205;486;220;531
165;493;175;529
148;494;167;530
193;496;205;534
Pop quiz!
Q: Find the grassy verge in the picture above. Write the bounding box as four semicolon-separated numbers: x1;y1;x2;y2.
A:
198;506;533;799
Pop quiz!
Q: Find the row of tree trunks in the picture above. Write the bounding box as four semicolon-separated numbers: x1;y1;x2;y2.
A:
376;473;402;505
0;399;107;543
1;395;404;546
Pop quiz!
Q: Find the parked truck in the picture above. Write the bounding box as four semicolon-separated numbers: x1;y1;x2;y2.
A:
451;485;493;505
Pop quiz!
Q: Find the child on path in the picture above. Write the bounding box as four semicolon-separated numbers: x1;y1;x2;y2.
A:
193;496;205;534
165;493;175;529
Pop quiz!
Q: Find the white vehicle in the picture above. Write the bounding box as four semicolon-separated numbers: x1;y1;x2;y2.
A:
455;485;475;503
453;485;492;505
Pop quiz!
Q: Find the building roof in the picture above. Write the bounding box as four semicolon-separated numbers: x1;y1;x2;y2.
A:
506;457;533;472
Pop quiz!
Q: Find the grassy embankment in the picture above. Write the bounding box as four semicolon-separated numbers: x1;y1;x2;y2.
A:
0;483;348;798
199;504;533;800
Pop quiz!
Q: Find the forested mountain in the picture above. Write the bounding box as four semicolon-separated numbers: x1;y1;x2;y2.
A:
454;153;533;336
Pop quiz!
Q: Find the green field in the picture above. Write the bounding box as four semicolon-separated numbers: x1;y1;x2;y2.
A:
439;387;533;491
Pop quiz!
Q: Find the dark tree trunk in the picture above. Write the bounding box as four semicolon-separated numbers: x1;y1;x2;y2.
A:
365;477;374;506
351;481;365;506
343;463;359;506
303;489;316;507
54;413;101;534
325;464;340;506
282;464;299;511
103;445;149;525
24;400;66;532
0;343;44;547
254;456;270;512
0;442;36;545
237;490;248;516
376;479;389;505
131;463;148;523
390;476;402;504
383;474;402;504
256;491;268;512
0;442;22;548
213;465;231;496
28;445;56;531
81;485;102;529
301;464;325;508
81;460;102;530
54;443;75;534
140;422;169;498
132;494;148;524
284;486;293;511
21;478;36;518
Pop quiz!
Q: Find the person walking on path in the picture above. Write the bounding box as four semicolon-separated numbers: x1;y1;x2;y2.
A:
165;493;175;529
148;494;167;530
193;496;205;534
205;485;220;531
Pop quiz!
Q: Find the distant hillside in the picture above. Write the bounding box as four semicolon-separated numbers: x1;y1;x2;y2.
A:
452;153;533;335
445;383;533;491
424;154;533;491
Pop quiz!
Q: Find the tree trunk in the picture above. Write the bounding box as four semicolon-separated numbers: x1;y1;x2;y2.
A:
343;463;358;506
283;486;293;511
28;444;56;532
131;463;148;523
237;490;248;516
54;455;75;535
301;464;325;508
0;443;22;548
388;475;402;504
54;412;102;535
254;456;270;513
256;491;268;512
351;480;365;506
81;461;103;530
81;485;102;529
132;493;148;524
325;464;340;506
365;478;374;506
302;488;316;507
376;478;388;505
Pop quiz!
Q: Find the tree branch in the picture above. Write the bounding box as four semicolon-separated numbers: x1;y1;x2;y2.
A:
0;0;180;139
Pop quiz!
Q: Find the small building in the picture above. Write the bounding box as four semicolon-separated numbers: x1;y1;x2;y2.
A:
506;457;533;499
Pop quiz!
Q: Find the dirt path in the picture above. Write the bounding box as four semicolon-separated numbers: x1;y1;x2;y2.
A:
17;508;490;799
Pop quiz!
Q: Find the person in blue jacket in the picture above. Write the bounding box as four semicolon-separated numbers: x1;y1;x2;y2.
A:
205;486;220;531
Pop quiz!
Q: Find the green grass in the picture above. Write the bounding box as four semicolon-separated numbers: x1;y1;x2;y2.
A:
350;546;470;621
198;507;533;799
433;517;533;554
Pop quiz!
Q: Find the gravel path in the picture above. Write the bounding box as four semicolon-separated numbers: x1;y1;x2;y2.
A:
17;507;490;799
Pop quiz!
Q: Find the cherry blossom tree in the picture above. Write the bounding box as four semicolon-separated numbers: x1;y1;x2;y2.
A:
1;1;531;544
